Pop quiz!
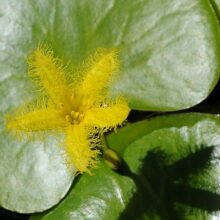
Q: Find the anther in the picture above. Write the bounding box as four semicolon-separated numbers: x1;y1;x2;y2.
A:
70;111;79;119
65;115;73;124
70;111;75;118
79;114;84;120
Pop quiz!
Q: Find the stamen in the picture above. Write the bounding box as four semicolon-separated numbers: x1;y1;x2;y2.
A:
71;111;79;119
65;115;73;124
63;94;92;125
78;114;84;120
64;110;85;125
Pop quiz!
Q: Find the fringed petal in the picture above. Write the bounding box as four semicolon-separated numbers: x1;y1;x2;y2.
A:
77;49;119;102
65;125;100;174
83;98;130;130
28;45;72;106
6;106;66;134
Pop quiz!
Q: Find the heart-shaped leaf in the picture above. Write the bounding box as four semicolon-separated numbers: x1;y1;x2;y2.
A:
30;163;135;220
0;127;74;213
123;119;220;219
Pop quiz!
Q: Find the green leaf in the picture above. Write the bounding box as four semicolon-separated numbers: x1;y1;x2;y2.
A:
0;0;220;111
124;118;220;174
0;127;74;213
123;119;220;219
109;0;220;111
31;163;135;220
212;0;220;12
107;113;219;156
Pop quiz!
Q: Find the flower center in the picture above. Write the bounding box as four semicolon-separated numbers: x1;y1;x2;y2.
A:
59;93;92;125
65;110;84;125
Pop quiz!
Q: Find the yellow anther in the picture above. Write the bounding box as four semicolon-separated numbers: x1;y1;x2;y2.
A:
75;112;80;119
79;114;84;120
65;115;73;124
102;103;108;108
70;111;79;119
70;111;75;118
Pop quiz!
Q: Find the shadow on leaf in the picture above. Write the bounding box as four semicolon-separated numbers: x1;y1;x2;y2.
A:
119;146;220;220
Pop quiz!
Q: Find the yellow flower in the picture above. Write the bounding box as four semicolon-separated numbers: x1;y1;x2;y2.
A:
5;46;130;174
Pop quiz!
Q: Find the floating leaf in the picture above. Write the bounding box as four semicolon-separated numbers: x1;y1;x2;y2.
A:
30;163;135;220
123;119;220;219
0;128;74;213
